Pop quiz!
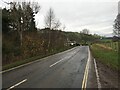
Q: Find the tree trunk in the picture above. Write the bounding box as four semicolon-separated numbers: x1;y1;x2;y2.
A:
48;30;51;50
20;31;22;46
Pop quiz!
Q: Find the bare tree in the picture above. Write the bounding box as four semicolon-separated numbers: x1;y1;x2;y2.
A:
62;24;66;31
53;19;61;30
113;14;120;37
44;8;55;29
44;8;54;50
82;29;89;34
44;8;62;49
44;8;61;30
31;2;41;14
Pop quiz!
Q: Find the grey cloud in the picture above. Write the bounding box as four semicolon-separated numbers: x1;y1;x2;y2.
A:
1;0;119;36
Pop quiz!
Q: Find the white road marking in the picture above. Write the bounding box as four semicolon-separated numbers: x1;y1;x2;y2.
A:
0;47;77;74
49;57;68;67
50;48;80;68
0;59;40;74
94;58;101;89
49;59;63;67
82;47;91;89
7;79;27;90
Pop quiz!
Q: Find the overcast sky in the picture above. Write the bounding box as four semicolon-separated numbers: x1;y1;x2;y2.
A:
0;0;119;36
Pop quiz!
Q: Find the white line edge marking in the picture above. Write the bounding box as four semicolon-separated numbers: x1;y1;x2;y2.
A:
0;47;77;74
94;58;101;89
82;46;90;89
0;60;38;74
7;79;27;90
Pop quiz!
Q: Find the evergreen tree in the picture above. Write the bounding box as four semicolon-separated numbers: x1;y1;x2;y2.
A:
2;8;10;34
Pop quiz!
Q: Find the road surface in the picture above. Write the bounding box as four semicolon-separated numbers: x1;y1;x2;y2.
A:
2;46;97;89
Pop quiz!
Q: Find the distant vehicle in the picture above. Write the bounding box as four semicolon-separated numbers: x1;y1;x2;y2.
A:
70;42;80;46
70;43;74;46
81;43;88;46
75;43;80;46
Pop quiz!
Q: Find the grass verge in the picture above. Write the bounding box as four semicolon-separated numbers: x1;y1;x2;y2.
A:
90;44;119;71
3;46;73;71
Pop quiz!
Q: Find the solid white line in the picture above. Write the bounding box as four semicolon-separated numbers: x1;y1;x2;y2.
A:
94;58;101;89
7;79;27;90
0;60;39;74
0;47;77;74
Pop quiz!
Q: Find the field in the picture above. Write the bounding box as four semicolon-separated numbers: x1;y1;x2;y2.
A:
91;43;119;70
101;42;118;51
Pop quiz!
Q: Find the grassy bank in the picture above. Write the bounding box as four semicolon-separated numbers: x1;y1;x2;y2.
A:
3;46;73;71
101;42;118;51
91;44;119;70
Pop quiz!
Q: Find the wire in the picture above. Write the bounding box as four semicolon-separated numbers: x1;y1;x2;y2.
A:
1;0;13;5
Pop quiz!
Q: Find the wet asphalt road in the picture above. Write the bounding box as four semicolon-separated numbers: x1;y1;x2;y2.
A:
2;46;89;88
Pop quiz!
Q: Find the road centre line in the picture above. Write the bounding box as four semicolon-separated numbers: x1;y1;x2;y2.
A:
7;79;27;90
49;50;78;68
49;57;68;67
82;47;90;89
49;59;63;67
